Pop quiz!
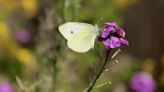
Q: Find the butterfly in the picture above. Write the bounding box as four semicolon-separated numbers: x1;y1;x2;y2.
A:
58;22;99;53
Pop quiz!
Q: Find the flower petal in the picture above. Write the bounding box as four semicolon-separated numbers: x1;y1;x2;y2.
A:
110;36;121;48
103;38;111;48
103;36;121;49
105;22;118;28
101;29;110;38
120;38;129;45
118;28;126;37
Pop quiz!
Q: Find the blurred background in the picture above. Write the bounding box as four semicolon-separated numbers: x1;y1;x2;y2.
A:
0;0;164;92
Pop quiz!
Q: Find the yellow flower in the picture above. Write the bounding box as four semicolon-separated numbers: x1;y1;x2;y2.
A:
0;22;10;41
0;22;37;74
16;49;36;64
15;48;37;75
0;22;20;56
21;0;38;17
113;0;137;9
142;58;156;73
160;74;164;85
0;0;20;12
161;54;164;69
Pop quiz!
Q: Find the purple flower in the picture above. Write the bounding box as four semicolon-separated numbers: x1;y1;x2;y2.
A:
0;80;13;92
130;72;156;92
13;29;30;44
98;22;128;49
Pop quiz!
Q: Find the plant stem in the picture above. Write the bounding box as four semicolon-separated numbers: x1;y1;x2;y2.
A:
85;50;110;92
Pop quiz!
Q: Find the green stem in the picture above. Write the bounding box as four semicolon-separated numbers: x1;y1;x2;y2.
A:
86;50;110;92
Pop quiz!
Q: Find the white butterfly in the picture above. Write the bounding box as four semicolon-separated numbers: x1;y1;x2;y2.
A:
58;22;99;53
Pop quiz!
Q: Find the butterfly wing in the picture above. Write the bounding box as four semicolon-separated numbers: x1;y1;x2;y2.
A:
58;22;98;53
58;22;97;40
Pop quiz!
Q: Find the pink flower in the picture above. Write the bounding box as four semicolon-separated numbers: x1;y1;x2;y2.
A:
130;72;156;92
0;80;13;92
13;29;30;44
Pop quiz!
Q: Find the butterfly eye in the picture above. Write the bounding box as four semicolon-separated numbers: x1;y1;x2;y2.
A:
70;30;74;34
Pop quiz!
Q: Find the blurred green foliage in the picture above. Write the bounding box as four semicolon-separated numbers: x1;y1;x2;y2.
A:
0;0;162;92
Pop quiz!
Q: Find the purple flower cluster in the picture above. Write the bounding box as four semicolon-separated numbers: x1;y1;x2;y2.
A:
98;22;128;49
13;29;30;44
0;80;13;92
130;72;156;92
